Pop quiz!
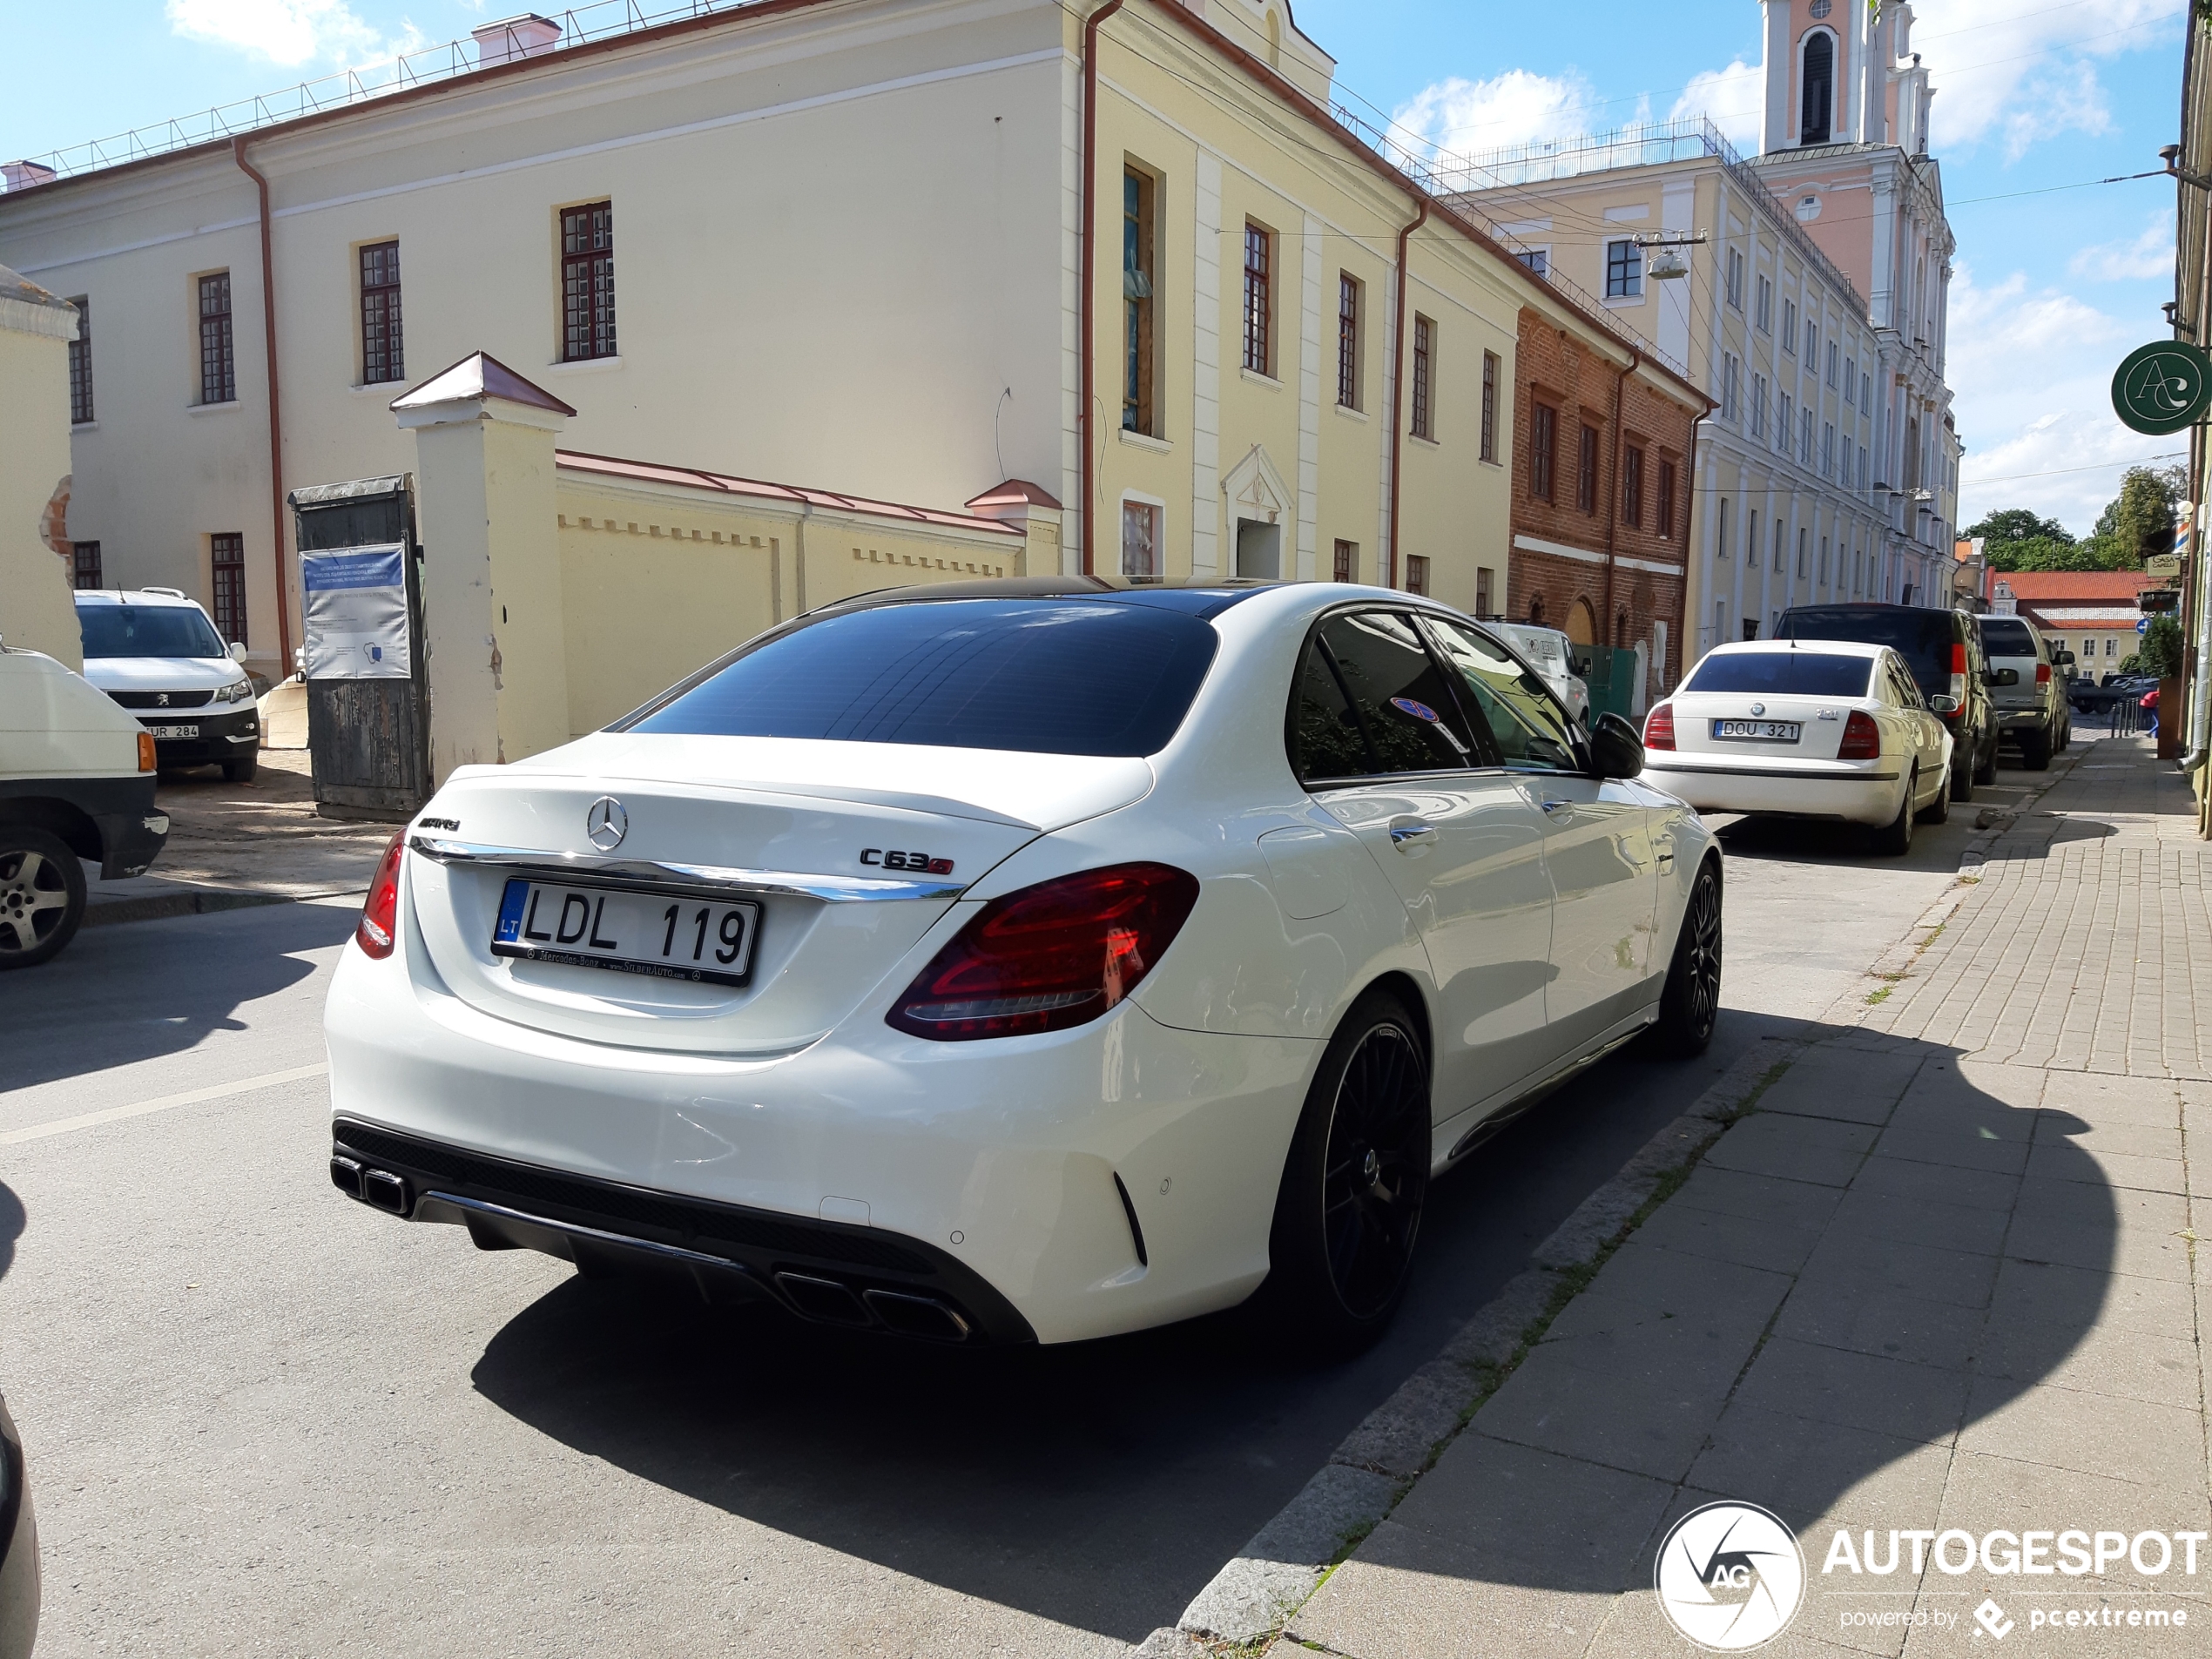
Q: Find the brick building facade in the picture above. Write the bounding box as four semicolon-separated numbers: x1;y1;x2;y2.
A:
1507;307;1704;699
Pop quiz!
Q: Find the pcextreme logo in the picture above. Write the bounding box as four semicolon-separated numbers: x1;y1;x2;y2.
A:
1655;1502;1806;1651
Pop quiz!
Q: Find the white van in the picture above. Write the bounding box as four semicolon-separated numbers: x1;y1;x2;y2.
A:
74;589;261;783
1487;623;1592;727
0;644;170;967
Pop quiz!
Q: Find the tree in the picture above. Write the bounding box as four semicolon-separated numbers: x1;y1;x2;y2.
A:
1965;508;2074;548
1985;535;2129;572
2090;467;2179;567
2138;613;2186;680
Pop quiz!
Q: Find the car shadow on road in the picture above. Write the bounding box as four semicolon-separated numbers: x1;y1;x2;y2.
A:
0;901;355;1096
463;1004;1814;1643
0;1182;21;1283
1290;1033;2126;1635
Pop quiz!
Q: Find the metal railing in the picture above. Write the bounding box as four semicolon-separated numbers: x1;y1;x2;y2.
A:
1327;101;1690;381
6;0;764;182
1426;115;1871;324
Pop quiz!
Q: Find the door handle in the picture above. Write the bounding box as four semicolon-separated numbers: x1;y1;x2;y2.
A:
1540;797;1573;814
1389;820;1439;851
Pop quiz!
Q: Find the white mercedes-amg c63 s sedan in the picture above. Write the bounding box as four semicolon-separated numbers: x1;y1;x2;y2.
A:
325;579;1722;1350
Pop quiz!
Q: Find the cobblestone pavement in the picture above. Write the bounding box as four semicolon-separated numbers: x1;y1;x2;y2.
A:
1282;737;2212;1658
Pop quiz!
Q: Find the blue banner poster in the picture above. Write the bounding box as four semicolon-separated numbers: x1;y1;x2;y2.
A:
302;544;411;679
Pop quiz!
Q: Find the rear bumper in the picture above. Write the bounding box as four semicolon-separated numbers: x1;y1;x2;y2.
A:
1642;758;1903;826
329;1118;1036;1343
323;921;1318;1345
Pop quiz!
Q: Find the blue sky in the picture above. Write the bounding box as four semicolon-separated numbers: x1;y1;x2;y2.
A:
0;0;2190;535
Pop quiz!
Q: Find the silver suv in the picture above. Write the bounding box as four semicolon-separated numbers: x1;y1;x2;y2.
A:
1976;614;2069;770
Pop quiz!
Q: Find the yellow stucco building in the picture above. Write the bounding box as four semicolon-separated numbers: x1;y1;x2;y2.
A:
0;0;1696;718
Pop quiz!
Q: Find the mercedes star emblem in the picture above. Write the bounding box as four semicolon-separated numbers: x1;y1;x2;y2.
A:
584;797;628;852
1749;701;1766;716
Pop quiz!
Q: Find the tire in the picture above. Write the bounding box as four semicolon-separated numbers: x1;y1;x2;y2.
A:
1973;726;1999;786
1646;859;1723;1058
1259;989;1432;1354
2020;725;2052;772
1916;760;1952;824
222;755;259;785
0;827;87;969
1873;771;1917;857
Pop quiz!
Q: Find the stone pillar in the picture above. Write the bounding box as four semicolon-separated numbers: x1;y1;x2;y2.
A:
0;266;84;670
391;353;575;785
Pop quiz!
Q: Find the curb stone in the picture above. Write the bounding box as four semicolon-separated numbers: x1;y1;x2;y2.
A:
1150;1034;1804;1653
82;889;295;927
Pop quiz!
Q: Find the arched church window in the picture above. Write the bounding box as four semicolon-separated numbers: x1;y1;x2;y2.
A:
1801;31;1834;145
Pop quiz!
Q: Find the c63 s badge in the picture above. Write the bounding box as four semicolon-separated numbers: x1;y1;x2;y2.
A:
862;849;955;875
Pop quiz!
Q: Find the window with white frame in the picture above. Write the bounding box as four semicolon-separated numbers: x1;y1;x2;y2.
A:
1777;392;1793;454
1782;298;1797;352
1750;374;1767;438
1844;354;1855;402
1755;273;1772;333
1826;341;1839;388
1823;421;1835;477
1726;246;1744;310
1721;353;1740;422
1605;239;1643;299
1120;498;1162;577
1800;408;1814;467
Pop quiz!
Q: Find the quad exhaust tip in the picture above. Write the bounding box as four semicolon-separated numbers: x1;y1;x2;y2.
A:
775;1271;972;1341
332;1156;410;1216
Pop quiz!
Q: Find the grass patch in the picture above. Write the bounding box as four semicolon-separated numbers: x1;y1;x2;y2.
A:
1865;986;1895;1006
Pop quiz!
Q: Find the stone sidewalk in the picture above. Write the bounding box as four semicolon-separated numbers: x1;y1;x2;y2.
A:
84;749;393;926
1274;737;2212;1657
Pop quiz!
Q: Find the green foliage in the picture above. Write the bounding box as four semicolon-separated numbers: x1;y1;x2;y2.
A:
1965;508;2074;548
2139;613;2186;680
1985;535;2132;572
2090;467;2180;567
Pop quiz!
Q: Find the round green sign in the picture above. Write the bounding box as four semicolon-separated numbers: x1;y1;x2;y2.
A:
2112;341;2212;435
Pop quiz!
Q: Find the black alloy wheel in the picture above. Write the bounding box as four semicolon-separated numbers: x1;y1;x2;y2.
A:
1648;860;1723;1057
1261;992;1431;1352
1319;1021;1428;1321
0;830;85;970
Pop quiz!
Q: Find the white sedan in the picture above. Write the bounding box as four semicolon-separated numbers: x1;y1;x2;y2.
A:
1641;639;1952;855
324;580;1721;1350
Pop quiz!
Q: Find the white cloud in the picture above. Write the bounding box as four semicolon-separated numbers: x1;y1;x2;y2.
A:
1946;260;2173;533
1668;58;1762;151
2068;211;2175;283
1392;70;1609;163
165;0;399;68
1915;0;2184;160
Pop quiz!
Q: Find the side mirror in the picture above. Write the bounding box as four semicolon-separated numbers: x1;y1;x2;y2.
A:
1588;711;1644;779
228;640;248;663
1986;667;2019;687
2054;649;2075;666
1929;694;1960;714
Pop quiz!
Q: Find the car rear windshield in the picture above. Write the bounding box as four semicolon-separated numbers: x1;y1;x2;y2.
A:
1978;618;2036;657
1684;651;1873;697
78;604;226;660
624;598;1219;757
1776;609;1953;688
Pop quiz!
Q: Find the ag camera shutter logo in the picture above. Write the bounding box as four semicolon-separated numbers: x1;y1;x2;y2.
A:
1655;1501;1805;1650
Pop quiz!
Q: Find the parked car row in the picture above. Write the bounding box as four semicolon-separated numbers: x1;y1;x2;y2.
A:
1641;602;2071;857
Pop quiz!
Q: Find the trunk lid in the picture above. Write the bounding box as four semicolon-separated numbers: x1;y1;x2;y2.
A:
405;732;1154;1055
1668;692;1854;762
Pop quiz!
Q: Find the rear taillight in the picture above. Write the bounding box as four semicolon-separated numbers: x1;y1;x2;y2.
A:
138;732;157;772
1951;643;1968;676
887;862;1200;1041
1838;710;1883;761
2036;663;2051;685
1948;641;1968;709
355;832;404;959
1644;703;1676;751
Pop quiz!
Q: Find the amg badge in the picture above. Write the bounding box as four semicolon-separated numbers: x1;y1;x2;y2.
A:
861;848;954;875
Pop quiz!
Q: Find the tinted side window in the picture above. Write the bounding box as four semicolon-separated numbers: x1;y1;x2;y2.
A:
1310;611;1480;778
1425;617;1580;773
1290;640;1372;782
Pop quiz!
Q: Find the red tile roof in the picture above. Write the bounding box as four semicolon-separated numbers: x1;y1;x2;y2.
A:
1985;570;2148;602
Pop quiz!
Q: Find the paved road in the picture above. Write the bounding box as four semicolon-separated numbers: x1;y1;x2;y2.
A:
0;764;2037;1656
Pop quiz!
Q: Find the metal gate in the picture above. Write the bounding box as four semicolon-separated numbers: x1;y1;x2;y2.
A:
288;475;429;819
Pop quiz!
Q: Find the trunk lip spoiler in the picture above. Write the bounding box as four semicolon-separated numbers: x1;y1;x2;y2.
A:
407;834;968;903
